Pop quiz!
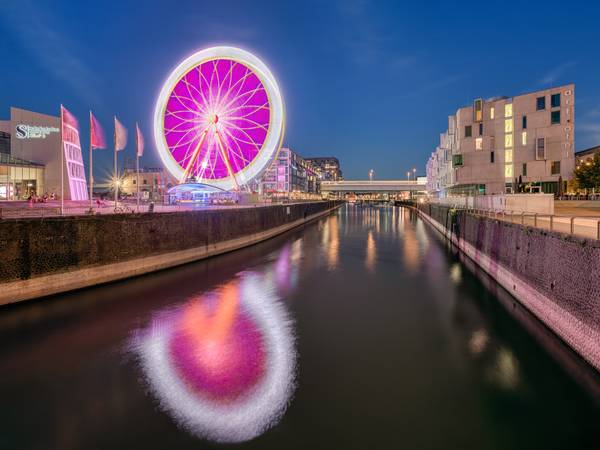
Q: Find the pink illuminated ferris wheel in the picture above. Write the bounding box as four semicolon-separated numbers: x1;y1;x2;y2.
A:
154;47;285;190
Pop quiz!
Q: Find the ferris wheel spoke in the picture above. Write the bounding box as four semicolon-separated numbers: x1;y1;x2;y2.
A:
220;127;251;164
169;91;208;117
180;79;210;115
214;61;234;111
220;84;265;114
225;102;269;117
218;68;253;112
223;116;269;132
197;67;213;109
216;60;236;111
221;122;262;153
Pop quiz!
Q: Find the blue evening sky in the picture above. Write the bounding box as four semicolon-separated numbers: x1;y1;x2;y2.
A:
1;0;599;180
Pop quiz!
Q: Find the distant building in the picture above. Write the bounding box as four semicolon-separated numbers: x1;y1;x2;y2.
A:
575;145;600;164
426;84;575;196
304;157;342;181
120;167;177;201
259;148;322;197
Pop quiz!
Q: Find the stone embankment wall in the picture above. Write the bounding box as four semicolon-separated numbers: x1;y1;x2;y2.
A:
0;201;342;305
416;202;600;372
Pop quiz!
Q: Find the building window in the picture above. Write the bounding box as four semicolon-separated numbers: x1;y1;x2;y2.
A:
522;115;527;129
491;151;495;163
537;96;546;110
536;137;546;160
551;161;561;175
505;149;513;163
522;131;527;146
475;137;483;150
504;103;513;118
551;93;561;108
551;110;561;124
505;134;513;148
474;99;483;122
504;164;513;178
133;180;136;185
490;136;495;150
504;118;513;133
452;154;463;167
465;125;472;138
490;107;495;119
479;123;483;135
522;163;527;176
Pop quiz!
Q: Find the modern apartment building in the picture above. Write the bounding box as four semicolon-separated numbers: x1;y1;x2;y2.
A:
304;157;342;181
426;84;575;196
258;148;322;197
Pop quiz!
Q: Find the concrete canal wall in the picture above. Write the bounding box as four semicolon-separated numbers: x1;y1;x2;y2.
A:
415;202;600;372
0;201;342;305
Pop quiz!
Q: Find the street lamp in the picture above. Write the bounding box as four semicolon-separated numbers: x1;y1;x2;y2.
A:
412;168;416;180
369;169;374;182
406;171;410;181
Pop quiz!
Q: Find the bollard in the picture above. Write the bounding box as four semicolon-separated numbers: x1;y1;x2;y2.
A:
550;215;553;231
534;213;537;227
570;217;575;234
597;220;600;240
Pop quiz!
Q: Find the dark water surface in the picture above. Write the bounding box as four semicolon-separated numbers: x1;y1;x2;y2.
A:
1;205;599;450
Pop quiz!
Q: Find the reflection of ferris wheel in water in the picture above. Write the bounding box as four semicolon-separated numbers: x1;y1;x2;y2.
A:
154;47;285;191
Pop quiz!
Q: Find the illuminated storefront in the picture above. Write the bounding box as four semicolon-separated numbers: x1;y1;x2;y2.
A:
0;154;45;200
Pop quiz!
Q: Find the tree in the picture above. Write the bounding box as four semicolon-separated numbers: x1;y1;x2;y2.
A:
574;152;600;189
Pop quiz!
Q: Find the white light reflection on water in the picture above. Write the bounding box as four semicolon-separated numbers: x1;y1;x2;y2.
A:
130;268;297;443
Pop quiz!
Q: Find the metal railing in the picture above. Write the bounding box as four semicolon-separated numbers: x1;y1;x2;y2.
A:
464;207;600;240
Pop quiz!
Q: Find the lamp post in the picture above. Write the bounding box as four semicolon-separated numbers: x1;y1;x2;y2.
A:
369;169;374;183
407;171;410;181
412;168;416;180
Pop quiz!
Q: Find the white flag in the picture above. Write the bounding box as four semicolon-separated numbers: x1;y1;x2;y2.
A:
114;116;127;151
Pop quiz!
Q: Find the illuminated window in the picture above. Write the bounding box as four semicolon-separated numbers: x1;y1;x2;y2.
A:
504;103;513;117
522;131;527;145
505;134;513;148
505;164;513;178
474;99;483;122
504;119;513;133
505;149;513;163
490;107;495;119
475;138;483;150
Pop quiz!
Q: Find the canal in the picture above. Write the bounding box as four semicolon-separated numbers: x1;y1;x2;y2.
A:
0;205;599;449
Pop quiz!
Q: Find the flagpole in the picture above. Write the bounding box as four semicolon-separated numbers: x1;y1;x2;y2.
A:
89;111;93;212
136;123;140;212
60;105;64;215
114;116;118;210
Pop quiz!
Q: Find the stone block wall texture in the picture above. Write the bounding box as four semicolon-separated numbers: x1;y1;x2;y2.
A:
417;202;600;337
0;201;341;284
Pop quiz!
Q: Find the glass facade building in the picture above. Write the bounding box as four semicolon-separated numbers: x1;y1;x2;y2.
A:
0;153;45;200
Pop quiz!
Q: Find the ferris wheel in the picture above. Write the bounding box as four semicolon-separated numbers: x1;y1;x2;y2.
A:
153;46;285;191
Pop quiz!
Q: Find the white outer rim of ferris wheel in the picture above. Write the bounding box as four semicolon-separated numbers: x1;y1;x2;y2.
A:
153;46;285;191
